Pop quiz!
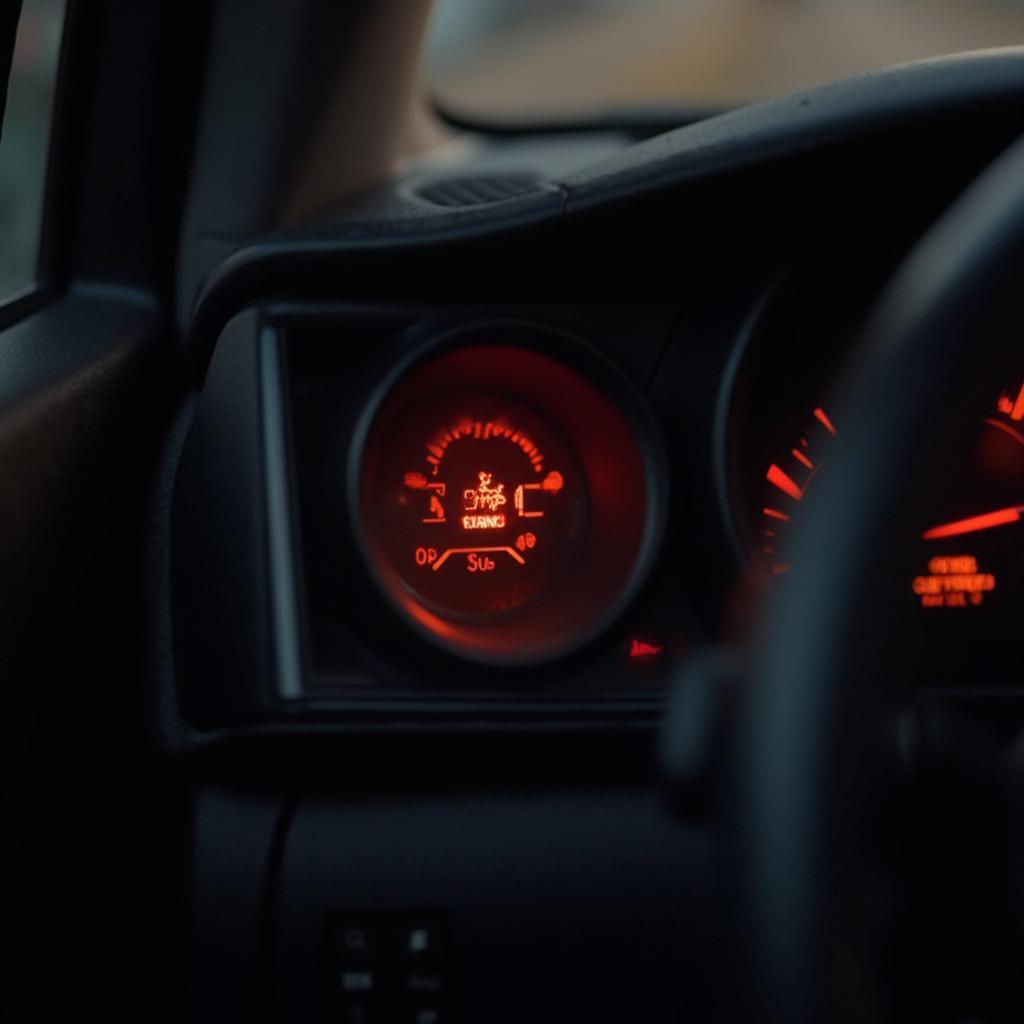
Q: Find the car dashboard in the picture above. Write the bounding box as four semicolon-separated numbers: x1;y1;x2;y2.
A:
152;51;1024;1022
166;53;1024;739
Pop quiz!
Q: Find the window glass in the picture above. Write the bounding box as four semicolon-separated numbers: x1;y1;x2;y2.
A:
0;0;64;301
426;0;1024;120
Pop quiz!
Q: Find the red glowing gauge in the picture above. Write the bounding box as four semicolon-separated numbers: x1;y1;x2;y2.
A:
756;379;1024;615
355;340;663;664
757;405;837;577
375;396;584;619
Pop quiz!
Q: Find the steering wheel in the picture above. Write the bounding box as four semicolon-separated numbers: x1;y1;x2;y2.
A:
671;137;1024;1021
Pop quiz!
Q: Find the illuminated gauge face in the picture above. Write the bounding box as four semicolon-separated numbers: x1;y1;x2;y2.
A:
757;404;837;578
356;341;661;665
371;394;585;620
755;380;1024;616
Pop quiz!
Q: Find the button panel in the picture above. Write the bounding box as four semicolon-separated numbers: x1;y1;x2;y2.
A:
326;912;454;1022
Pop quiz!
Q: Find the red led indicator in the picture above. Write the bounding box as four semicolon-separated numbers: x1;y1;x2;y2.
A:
628;638;664;660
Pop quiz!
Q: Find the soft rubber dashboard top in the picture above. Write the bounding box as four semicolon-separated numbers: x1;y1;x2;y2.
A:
187;48;1024;380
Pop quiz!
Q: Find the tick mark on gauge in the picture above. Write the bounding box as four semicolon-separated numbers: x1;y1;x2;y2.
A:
814;407;837;435
792;448;814;470
1010;380;1024;421
767;464;803;501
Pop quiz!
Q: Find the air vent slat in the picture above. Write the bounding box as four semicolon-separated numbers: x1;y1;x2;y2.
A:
416;174;544;208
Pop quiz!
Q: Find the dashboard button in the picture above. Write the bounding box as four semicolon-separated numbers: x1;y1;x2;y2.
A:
399;919;448;962
411;1009;443;1024
341;1004;374;1024
328;918;382;962
406;972;444;996
340;969;376;994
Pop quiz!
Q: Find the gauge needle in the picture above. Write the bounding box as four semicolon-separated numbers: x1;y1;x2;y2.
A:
922;506;1024;540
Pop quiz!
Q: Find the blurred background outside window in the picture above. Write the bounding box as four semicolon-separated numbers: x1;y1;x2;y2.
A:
3;2;1024;302
426;0;1024;119
0;0;64;302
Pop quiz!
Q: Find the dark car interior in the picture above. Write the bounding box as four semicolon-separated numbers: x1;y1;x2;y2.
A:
9;1;1024;1021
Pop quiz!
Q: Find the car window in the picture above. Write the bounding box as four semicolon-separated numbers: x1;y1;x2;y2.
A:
0;0;64;302
426;0;1024;120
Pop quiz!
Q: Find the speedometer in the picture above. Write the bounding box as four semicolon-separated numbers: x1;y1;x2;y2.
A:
727;269;1024;687
354;334;665;665
753;375;1024;617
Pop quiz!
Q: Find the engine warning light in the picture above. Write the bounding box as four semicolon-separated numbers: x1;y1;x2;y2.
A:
912;554;996;608
462;471;507;528
463;471;506;512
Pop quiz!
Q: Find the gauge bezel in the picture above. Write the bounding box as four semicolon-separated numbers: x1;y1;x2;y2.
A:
716;261;895;583
348;322;667;666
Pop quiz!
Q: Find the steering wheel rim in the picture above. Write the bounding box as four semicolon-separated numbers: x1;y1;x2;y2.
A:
736;135;1024;1023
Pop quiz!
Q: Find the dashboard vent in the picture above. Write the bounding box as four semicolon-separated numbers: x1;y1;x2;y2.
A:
415;173;546;208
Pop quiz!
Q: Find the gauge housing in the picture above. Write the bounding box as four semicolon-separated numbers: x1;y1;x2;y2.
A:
351;331;666;665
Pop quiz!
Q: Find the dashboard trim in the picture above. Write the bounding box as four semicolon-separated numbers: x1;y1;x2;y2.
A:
260;324;304;700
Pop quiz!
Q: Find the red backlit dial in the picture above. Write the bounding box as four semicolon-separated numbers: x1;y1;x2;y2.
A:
757;405;836;577
355;340;661;665
373;395;585;620
755;379;1024;615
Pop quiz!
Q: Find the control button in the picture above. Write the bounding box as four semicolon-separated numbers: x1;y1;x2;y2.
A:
328;919;380;961
399;919;448;961
412;1009;442;1024
340;969;376;994
325;911;454;1022
407;973;444;995
341;1004;374;1024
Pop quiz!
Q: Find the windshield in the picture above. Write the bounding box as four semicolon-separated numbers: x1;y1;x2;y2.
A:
426;0;1024;120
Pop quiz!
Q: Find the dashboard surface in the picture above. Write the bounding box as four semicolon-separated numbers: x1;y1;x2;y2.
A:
153;48;1024;1024
163;54;1024;741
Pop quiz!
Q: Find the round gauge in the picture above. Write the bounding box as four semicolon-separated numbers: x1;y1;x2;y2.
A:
354;337;663;665
727;271;1024;684
753;380;1024;618
369;393;583;620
